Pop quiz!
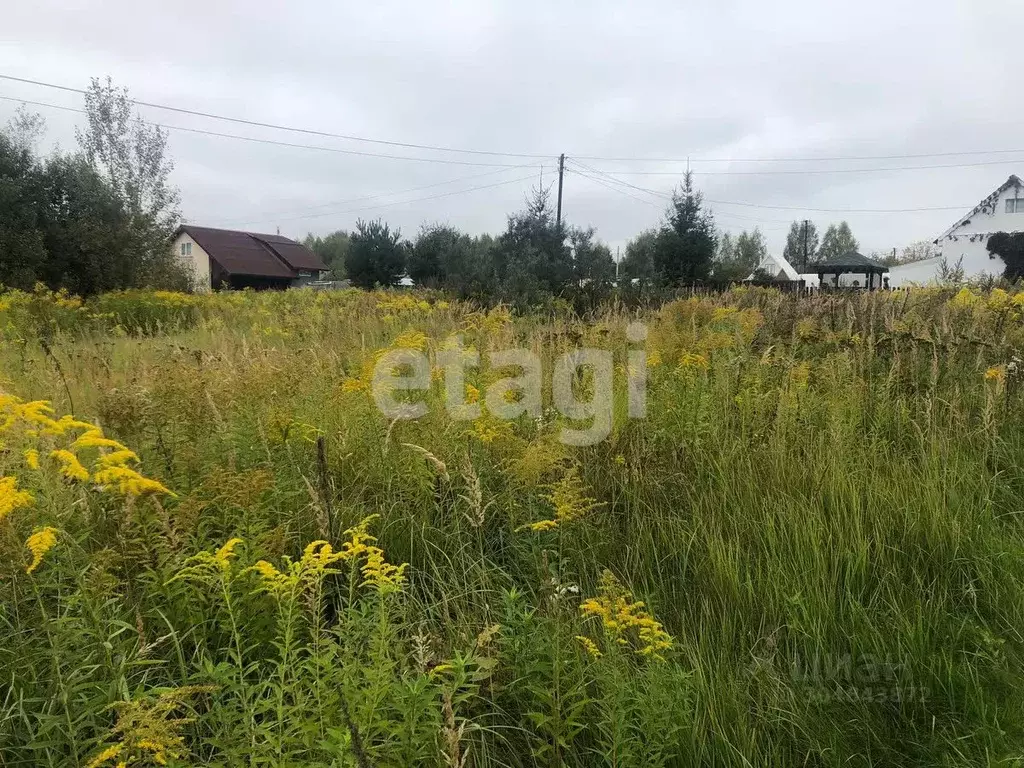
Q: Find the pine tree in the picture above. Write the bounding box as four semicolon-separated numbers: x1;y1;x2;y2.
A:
653;171;716;286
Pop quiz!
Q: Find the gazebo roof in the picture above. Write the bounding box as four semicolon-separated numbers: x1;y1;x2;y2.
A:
813;251;889;272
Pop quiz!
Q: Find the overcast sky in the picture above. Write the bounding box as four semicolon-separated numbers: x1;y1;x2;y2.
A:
1;0;1022;259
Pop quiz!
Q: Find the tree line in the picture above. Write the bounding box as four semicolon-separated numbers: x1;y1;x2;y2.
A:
0;76;908;302
307;172;880;304
0;80;188;295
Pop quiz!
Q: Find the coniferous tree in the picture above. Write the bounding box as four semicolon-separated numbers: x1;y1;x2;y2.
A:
653;171;716;286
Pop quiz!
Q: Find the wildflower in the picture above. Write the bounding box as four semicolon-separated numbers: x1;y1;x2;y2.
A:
579;570;673;661
340;377;368;393
97;449;141;467
575;635;602;659
985;366;1006;383
249;540;349;598
214;538;243;570
26;526;59;573
0;476;34;521
613;455;626;466
393;329;429;350
466;383;480;404
85;744;124;768
361;545;408;594
678;352;709;372
647;350;663;367
92;465;175;497
24;448;39;470
71;428;129;452
528;519;559;532
50;449;90;482
951;287;980;309
340;515;379;560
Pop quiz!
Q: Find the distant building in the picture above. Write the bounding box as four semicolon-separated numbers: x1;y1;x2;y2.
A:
889;175;1023;287
811;251;889;290
172;226;329;291
746;253;802;284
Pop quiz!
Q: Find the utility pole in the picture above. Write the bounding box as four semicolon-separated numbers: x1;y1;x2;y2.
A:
556;153;565;229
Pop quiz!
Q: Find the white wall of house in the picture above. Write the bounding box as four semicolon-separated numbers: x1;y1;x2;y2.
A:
930;180;1024;282
171;232;212;292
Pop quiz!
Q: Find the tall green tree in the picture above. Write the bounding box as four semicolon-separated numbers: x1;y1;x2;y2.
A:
653;171;716;286
569;226;615;284
492;186;572;303
714;228;766;282
621;229;657;283
817;222;859;262
345;219;405;289
0;131;47;289
304;230;349;279
782;220;819;270
76;77;182;284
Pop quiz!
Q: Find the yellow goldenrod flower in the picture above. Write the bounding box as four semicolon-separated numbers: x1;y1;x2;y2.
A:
466;383;480;404
214;538;244;570
647;350;662;367
92;465;175;497
71;428;129;452
339;515;379;560
360;545;408;594
575;635;602;659
85;743;123;768
678;352;710;371
985;366;1006;383
580;570;673;661
525;467;604;532
529;519;558;532
0;476;34;521
50;449;90;482
26;526;59;574
393;329;429;350
97;449;140;467
24;448;39;470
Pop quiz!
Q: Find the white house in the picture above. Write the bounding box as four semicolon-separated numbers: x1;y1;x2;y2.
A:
746;253;802;283
889;175;1023;287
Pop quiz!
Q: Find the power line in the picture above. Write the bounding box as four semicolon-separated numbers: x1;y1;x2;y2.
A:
569;160;971;214
216;161;540;224
0;73;552;159
0;94;536;168
578;158;1024;176
574;148;1024;163
221;172;540;228
217;163;541;226
565;166;662;209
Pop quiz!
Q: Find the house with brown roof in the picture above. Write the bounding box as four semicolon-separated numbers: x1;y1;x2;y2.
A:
172;225;329;291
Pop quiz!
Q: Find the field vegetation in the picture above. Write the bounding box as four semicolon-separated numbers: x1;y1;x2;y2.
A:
2;284;1024;766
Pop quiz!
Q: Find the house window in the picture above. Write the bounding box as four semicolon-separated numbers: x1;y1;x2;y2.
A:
298;270;311;278
1006;199;1024;213
180;241;192;256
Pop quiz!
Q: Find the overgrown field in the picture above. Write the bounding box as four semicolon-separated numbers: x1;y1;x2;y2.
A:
2;285;1024;767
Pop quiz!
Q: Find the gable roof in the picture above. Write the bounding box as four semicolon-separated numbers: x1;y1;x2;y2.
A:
178;226;325;278
937;174;1024;241
747;253;801;282
249;233;328;272
812;251;888;271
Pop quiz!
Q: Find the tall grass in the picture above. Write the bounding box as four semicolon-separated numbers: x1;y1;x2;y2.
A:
1;285;1023;766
